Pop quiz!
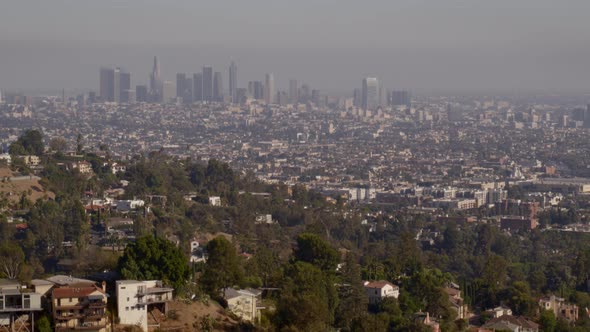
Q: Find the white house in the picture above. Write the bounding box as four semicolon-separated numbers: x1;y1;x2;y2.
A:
0;153;11;165
116;199;145;212
189;241;206;263
116;280;174;332
208;196;221;206
223;288;261;322
364;280;400;304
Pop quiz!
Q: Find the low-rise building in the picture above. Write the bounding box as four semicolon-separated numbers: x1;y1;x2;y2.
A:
52;284;109;332
500;217;538;232
481;315;539;332
364;280;400;304
116;280;174;332
539;294;578;322
0;279;43;332
223;288;260;322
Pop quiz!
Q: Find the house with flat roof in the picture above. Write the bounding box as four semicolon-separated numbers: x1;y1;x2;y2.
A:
116;280;174;331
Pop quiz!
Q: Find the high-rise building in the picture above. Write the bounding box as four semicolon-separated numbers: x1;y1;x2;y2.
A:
136;85;148;103
162;81;175;103
193;73;203;102
150;56;162;102
213;71;223;101
251;81;264;100
119;71;131;103
264;73;274;104
184;77;194;104
99;67;120;102
289;79;298;104
391;90;412;108
202;67;213;102
229;61;238;103
362;77;379;111
176;73;186;99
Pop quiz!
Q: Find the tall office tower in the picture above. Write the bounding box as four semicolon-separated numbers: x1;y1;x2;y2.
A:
150;56;162;102
391;90;412;108
193;73;203;102
289;79;298;104
136;85;148;103
184;77;194;104
99;67;120;102
213;71;223;101
362;77;379;111
176;73;186;99
264;73;275;104
119;71;131;103
253;81;264;100
248;81;254;96
162;81;175;103
0;89;3;103
229;61;237;103
202;67;213;102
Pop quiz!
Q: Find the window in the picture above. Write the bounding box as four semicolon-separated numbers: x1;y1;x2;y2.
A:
127;297;130;301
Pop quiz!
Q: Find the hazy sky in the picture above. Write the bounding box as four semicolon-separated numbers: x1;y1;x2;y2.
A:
1;0;590;94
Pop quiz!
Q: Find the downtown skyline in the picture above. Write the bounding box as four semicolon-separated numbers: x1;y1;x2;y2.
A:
2;1;590;94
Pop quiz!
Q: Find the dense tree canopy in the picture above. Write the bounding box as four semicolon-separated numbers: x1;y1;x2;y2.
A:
117;235;190;290
9;129;45;155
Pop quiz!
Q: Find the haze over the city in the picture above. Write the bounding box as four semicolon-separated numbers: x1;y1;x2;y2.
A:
1;0;590;94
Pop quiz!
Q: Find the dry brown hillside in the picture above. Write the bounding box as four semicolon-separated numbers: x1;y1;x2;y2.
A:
0;167;54;203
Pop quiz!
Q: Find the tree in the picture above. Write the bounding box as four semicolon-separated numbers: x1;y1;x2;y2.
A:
293;233;340;272
36;315;52;332
49;137;68;154
539;310;556;332
505;281;534;316
117;236;189;290
277;261;338;331
200;236;244;297
10;129;44;155
0;242;25;279
336;253;368;330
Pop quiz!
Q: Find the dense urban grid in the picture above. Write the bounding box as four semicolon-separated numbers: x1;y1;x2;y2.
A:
0;57;589;332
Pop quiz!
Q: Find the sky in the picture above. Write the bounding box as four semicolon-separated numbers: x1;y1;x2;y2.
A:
1;0;590;95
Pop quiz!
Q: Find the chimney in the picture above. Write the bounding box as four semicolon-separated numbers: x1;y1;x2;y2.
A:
102;281;106;292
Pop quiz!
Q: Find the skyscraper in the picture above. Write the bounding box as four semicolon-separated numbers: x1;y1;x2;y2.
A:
99;67;120;102
136;85;148;103
202;67;213;102
229;61;238;103
289;79;298;104
391;90;412;108
150;56;162;102
264;73;274;104
252;81;264;100
162;81;175;103
213;71;223;101
362;77;379;111
119;71;131;103
176;73;186;99
184;77;194;104
193;73;203;102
